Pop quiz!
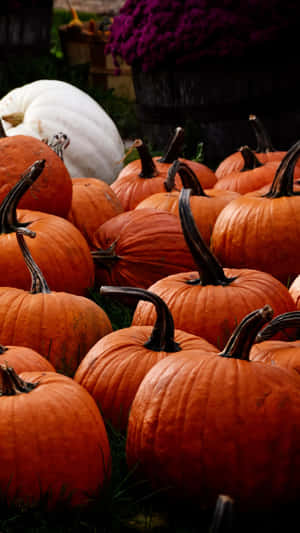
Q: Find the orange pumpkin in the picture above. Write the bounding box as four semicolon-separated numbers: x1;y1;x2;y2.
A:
74;286;218;431
0;160;94;295
215;115;289;179
211;140;300;285
0;365;111;508
0;344;55;374
111;128;216;210
250;311;300;376
127;305;300;510
0;230;112;375
0;132;72;217
136;160;239;246
91;207;196;289
132;189;296;348
67;177;124;247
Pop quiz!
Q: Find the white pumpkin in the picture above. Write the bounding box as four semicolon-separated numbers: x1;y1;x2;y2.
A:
0;79;125;184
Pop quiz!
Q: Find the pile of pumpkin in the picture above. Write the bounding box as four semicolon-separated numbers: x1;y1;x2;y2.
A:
1;107;300;524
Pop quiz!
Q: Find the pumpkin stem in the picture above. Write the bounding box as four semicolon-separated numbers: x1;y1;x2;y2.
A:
255;311;300;343
179;188;236;286
134;139;158;179
16;230;51;294
219;305;273;361
263;140;300;198
0;118;7;137
210;494;235;532
0;160;46;235
100;286;181;352
158;126;185;163
164;159;208;196
0;363;38;396
249;114;275;153
45;132;70;162
0;345;8;355
238;145;262;170
91;240;119;270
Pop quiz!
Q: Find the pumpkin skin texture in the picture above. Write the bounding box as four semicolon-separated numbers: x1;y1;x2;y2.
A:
132;189;296;349
126;306;300;511
211;141;300;285
0;79;124;183
135;160;239;246
0;345;55;374
289;276;300;308
91;208;196;288
0;135;72;217
0;231;112;375
74;286;218;431
0;160;95;296
67;178;124;247
111;131;216;211
0;367;111;508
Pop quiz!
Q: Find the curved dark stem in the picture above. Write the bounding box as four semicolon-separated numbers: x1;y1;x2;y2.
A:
0;363;38;395
219;305;273;361
179;188;236;286
210;494;235;533
16;230;51;294
249;114;275;153
0;119;7;138
158;126;185;163
46;132;70;161
165;160;208;196
263;140;300;198
239;145;262;170
100;286;181;352
91;241;120;271
255;311;300;343
0;159;46;234
135;139;158;178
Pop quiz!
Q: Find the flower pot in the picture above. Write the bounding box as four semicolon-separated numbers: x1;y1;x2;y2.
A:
132;60;300;168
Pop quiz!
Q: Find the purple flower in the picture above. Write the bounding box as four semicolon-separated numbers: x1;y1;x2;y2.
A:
105;0;300;71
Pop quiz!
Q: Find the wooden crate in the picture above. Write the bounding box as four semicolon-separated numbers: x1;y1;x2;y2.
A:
59;22;135;101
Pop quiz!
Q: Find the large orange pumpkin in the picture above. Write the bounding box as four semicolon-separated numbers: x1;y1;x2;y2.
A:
0;365;111;508
127;305;300;510
0;131;72;217
0;160;94;295
211;140;300;285
74;286;217;431
91;207;196;289
132;189;296;348
0;231;112;375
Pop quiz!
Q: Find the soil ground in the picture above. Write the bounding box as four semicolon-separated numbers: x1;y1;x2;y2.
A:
53;0;124;15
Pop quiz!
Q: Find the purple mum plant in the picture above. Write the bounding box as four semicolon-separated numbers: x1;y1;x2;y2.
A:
106;0;294;72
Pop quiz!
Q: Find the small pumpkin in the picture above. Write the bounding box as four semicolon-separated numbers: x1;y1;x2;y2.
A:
211;140;300;285
91;207;197;289
67;177;124;247
0;230;112;375
74;286;217;431
0;159;94;295
136;159;239;246
0;364;111;508
0;344;55;375
111;128;216;210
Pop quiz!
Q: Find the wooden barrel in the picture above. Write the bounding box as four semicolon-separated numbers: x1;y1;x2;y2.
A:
132;59;300;168
0;3;53;58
